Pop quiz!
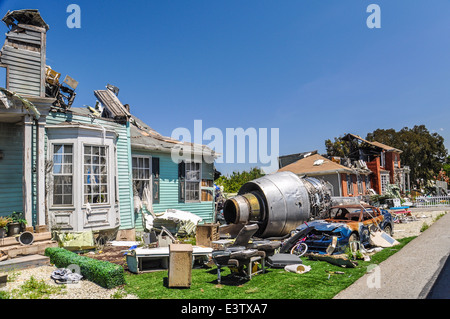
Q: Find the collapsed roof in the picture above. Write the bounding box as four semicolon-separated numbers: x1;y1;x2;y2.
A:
2;9;49;30
80;86;218;159
94;88;131;123
278;153;371;176
0;87;40;119
129;113;218;159
343;133;402;153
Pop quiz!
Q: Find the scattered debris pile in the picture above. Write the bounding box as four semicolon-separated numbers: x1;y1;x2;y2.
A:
143;209;203;237
45;66;78;109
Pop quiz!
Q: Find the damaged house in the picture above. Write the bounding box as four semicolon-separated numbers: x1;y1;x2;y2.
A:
278;152;372;199
341;134;411;195
0;9;52;228
129;113;217;231
277;133;411;199
0;9;219;236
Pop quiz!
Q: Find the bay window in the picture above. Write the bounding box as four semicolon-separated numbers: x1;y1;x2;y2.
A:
47;123;118;232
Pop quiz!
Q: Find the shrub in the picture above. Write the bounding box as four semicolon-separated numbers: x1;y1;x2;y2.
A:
45;247;125;289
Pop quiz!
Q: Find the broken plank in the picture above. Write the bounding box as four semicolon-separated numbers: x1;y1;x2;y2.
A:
0;255;50;272
2;45;41;58
308;253;358;268
6;33;41;45
3;240;57;259
17;23;47;33
0;232;52;247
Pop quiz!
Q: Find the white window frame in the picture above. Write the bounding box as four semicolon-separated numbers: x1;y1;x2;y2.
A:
82;144;110;205
357;175;363;194
51;143;74;207
380;151;386;168
365;175;371;191
185;161;201;202
394;154;399;168
380;173;389;194
347;174;353;195
132;155;152;202
132;155;151;182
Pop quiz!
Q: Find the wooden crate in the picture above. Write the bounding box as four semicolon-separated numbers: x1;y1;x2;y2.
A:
195;223;219;247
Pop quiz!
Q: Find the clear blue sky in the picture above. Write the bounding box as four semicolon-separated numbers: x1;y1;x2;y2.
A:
1;0;450;175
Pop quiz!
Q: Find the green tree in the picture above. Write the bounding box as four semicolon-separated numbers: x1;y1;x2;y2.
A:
215;167;265;193
366;125;448;186
325;136;350;157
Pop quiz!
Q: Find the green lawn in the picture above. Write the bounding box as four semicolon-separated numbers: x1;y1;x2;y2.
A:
123;236;416;299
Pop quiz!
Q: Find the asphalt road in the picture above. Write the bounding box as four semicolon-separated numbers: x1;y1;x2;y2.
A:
426;253;450;299
334;211;450;299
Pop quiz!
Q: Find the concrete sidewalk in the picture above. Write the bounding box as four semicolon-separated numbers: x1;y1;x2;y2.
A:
334;212;450;299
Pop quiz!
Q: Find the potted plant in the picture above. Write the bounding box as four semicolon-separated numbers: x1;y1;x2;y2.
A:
12;211;27;232
0;216;12;238
7;211;26;236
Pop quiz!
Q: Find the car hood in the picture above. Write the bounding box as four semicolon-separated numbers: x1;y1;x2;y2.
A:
297;220;350;233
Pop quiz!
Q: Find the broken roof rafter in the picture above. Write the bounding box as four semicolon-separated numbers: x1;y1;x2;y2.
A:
0;87;40;119
278;153;371;176
2;9;49;31
94;88;131;123
343;133;402;154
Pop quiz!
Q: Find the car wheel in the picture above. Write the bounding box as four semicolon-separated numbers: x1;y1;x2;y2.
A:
349;232;359;242
384;225;392;236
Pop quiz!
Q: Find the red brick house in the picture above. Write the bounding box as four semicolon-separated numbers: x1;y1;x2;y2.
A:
342;134;411;195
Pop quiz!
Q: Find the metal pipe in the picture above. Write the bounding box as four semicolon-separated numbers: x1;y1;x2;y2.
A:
223;171;332;238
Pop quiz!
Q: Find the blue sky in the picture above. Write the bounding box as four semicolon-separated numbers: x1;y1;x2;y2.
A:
1;0;450;175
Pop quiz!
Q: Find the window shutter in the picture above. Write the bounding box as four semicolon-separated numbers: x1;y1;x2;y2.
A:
178;161;185;202
152;157;160;203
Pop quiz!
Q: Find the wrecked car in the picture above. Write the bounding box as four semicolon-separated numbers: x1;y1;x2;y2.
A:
292;204;394;255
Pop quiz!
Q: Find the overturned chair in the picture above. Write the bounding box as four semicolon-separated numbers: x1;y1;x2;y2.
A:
212;224;267;284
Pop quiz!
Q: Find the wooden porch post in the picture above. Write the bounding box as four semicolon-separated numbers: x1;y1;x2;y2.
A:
36;116;46;226
23;115;33;226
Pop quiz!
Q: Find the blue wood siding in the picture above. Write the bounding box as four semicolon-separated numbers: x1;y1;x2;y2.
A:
0;122;24;216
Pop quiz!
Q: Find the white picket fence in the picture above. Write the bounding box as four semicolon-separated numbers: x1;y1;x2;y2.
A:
414;196;450;208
